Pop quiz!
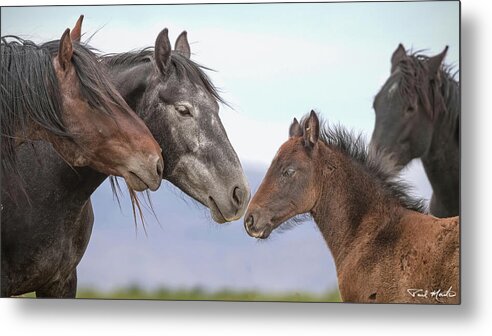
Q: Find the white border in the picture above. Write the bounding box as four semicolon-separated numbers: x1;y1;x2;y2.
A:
2;1;491;335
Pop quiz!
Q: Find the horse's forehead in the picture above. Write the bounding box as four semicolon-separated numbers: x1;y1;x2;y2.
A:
190;85;213;103
159;77;215;105
385;69;402;98
387;81;399;97
273;139;304;163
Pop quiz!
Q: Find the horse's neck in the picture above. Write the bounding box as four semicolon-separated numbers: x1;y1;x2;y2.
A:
3;141;107;212
422;74;460;202
39;143;108;204
107;62;153;113
67;167;108;205
428;72;459;153
311;148;400;267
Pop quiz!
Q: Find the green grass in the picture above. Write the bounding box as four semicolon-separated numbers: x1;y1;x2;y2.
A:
19;286;341;302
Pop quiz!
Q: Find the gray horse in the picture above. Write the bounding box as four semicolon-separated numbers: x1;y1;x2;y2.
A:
1;26;249;297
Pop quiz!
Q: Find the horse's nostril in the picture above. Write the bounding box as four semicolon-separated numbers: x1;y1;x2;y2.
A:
245;214;254;230
232;187;244;207
232;186;244;206
156;157;164;177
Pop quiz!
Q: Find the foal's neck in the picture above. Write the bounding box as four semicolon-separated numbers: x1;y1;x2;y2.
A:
311;144;403;266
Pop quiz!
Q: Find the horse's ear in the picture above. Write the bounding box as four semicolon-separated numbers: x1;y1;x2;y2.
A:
57;28;73;72
71;15;84;42
391;43;406;72
155;28;172;74
427;46;448;79
175;31;191;59
289;118;303;138
303;110;320;148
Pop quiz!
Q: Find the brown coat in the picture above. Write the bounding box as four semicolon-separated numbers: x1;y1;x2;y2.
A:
333;211;459;303
245;111;460;304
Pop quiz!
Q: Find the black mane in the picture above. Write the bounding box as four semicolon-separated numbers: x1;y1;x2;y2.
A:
42;39;129;117
302;113;427;213
393;49;460;122
102;48;226;105
1;36;67;176
1;36;129;177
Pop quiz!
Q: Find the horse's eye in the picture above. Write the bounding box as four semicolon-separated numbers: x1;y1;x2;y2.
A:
283;168;296;177
175;104;192;117
406;106;415;115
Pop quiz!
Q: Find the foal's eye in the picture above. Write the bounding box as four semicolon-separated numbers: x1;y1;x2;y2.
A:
282;168;296;177
175;104;192;117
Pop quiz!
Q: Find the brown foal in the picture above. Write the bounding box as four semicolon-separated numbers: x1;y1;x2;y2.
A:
245;111;459;304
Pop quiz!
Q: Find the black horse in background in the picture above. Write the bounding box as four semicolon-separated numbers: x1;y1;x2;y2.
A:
1;23;249;297
370;44;459;218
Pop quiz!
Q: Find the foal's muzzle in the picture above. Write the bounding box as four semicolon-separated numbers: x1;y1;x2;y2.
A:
244;211;272;239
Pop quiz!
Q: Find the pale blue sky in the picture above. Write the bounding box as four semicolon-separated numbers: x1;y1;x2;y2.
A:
2;2;459;131
1;3;459;294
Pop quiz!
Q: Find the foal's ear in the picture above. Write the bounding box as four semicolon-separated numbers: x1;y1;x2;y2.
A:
391;43;406;72
175;31;191;59
71;15;84;42
289;118;303;138
57;28;74;72
427;46;448;80
303;110;320;148
155;28;172;75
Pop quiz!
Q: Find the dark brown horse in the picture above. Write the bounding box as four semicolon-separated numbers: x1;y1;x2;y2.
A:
245;111;459;304
1;28;163;193
370;44;459;218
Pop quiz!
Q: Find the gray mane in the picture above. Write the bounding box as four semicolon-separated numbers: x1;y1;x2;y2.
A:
103;48;226;105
